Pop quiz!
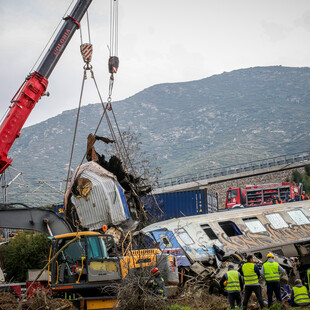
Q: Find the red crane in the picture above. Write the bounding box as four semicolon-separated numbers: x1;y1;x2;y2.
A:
0;0;93;174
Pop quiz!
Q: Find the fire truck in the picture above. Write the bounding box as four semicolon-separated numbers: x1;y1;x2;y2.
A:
225;182;300;209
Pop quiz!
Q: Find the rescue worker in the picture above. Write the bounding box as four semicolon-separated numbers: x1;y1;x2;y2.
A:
286;195;294;203
304;267;310;291
220;264;243;309
261;253;286;308
290;279;310;307
150;267;167;298
301;191;309;200
272;196;280;204
240;254;265;310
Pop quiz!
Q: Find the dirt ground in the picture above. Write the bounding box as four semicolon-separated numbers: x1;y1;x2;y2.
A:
0;287;304;310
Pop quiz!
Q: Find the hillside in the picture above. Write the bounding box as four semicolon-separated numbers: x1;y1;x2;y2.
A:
5;66;310;205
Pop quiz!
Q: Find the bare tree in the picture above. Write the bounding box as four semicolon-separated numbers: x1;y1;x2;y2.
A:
106;128;161;189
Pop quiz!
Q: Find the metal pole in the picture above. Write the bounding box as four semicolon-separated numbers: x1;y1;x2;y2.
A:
1;172;8;242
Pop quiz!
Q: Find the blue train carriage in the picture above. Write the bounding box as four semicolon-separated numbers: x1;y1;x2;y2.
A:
143;200;310;281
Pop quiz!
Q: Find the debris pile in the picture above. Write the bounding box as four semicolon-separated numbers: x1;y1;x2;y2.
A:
86;134;152;220
0;292;18;310
64;134;152;237
24;289;76;310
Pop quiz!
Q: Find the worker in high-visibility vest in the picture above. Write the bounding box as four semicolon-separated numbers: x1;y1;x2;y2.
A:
240;254;265;310
304;267;310;291
290;279;310;307
261;253;285;308
220;264;243;309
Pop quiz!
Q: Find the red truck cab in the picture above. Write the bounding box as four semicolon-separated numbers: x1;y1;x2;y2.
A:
225;187;247;209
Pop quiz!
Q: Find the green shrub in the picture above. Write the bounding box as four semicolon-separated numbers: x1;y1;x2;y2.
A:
292;170;303;184
291;168;310;195
3;231;50;282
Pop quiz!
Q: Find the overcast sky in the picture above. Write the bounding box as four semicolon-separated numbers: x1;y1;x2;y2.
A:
1;0;310;127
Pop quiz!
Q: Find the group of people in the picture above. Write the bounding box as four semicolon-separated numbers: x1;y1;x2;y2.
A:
270;191;309;204
220;253;310;309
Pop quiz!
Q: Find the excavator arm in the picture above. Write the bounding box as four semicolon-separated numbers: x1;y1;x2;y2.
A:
0;0;93;174
0;204;72;236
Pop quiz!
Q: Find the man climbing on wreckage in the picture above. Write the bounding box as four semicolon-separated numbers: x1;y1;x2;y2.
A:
240;254;265;310
220;264;244;309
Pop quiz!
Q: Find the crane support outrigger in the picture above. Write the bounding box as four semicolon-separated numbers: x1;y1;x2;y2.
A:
0;0;93;174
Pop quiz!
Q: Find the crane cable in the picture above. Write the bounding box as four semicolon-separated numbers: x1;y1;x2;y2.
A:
65;0;136;193
105;0;140;177
65;8;95;193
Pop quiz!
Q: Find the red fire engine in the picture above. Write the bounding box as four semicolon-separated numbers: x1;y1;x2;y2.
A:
225;182;300;209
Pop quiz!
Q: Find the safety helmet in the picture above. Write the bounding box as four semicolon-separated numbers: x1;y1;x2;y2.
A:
267;253;275;259
152;267;159;274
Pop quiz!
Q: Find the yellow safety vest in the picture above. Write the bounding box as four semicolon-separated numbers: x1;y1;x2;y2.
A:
307;269;310;291
242;262;258;285
263;261;280;281
226;270;241;292
293;286;310;305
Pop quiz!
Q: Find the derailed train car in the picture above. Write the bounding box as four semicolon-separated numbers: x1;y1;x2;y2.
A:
142;200;310;282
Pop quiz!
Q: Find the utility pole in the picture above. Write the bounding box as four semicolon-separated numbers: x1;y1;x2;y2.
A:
1;168;22;241
1;172;8;241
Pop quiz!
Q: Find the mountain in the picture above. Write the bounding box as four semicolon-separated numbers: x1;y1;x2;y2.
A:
6;66;310;205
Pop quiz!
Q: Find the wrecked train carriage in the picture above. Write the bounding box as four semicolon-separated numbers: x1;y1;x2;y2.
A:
64;161;135;237
143;200;310;277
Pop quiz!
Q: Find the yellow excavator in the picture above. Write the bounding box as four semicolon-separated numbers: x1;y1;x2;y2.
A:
0;205;177;309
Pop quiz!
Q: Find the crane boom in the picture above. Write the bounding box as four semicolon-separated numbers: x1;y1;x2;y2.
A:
0;205;72;236
0;0;93;174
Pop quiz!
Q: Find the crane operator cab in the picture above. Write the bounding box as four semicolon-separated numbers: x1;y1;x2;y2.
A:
50;232;122;292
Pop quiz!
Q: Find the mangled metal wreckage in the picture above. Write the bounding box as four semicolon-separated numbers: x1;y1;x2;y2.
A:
142;200;310;288
64;134;152;243
63;135;310;289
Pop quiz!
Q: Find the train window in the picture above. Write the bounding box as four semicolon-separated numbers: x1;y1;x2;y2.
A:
288;210;310;225
254;252;263;259
218;221;243;237
201;224;218;240
175;228;194;245
158;234;173;248
265;213;288;229
243;217;266;233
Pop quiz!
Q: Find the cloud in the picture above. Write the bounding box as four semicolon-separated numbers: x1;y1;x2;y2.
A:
294;10;310;32
261;20;292;42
